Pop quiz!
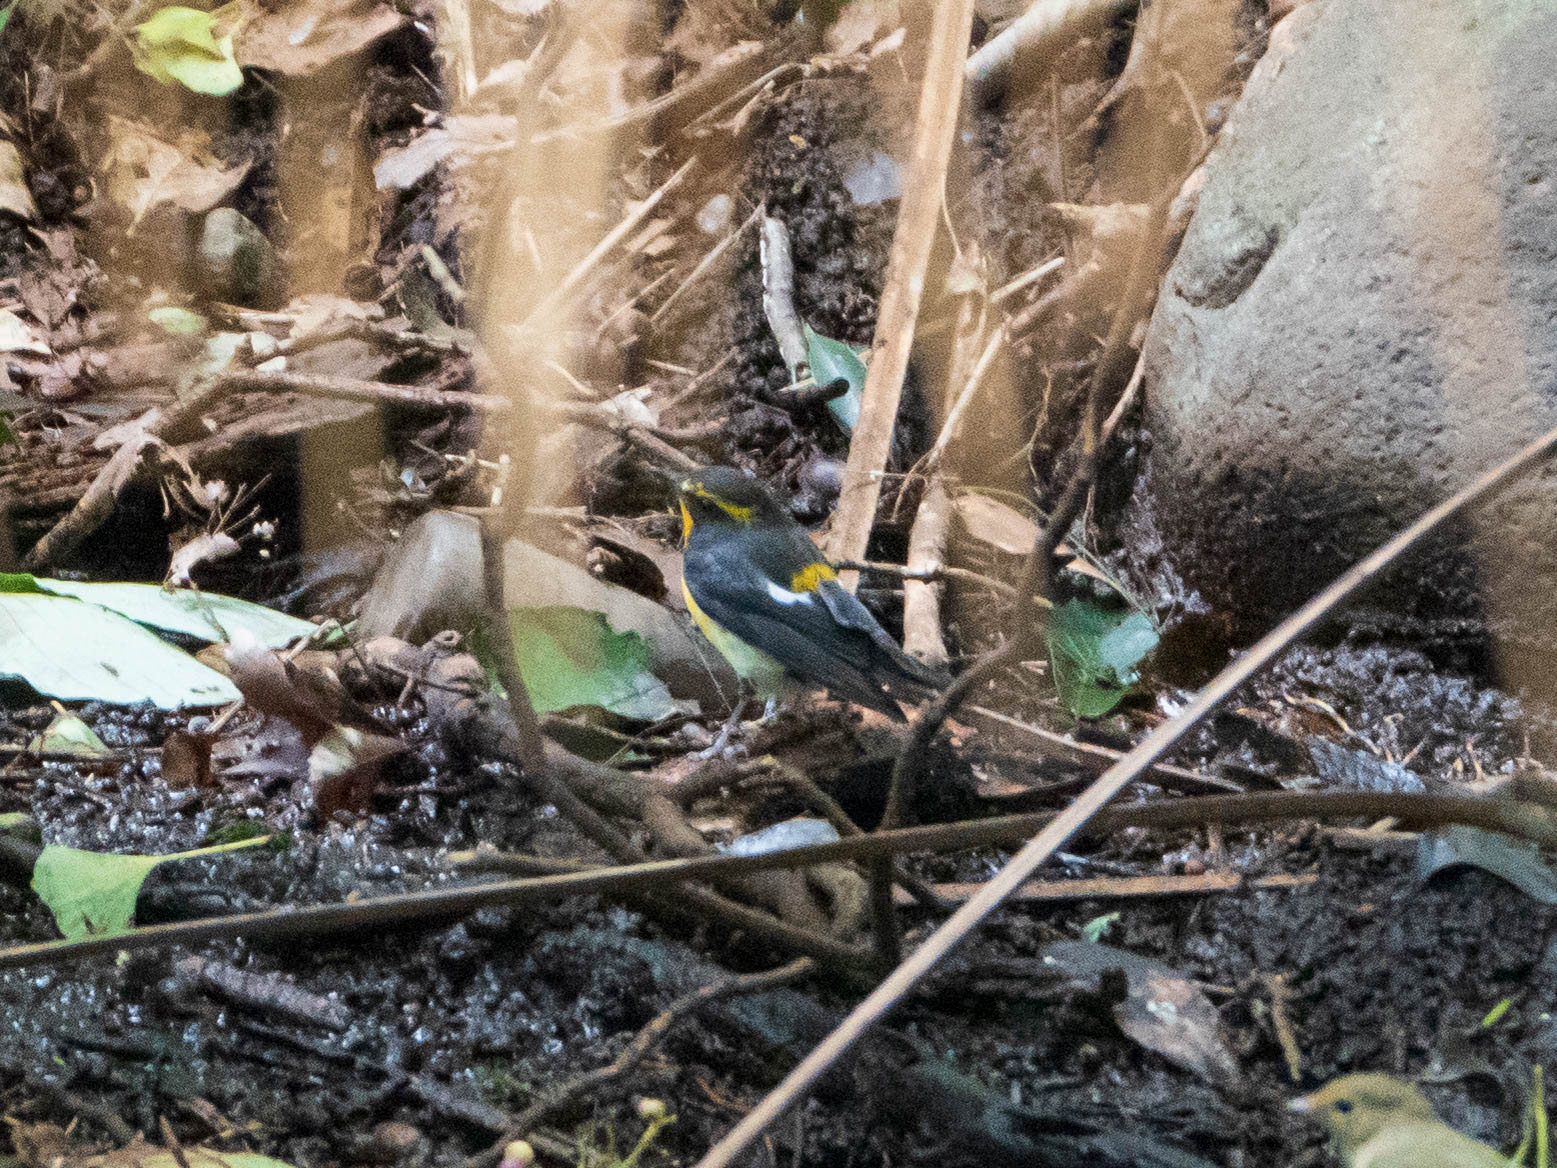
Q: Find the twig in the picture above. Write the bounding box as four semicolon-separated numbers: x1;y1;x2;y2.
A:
519;157;699;332
533;39;771;143
963;704;1243;795
222;369;510;413
1098;346;1147;447
902;478;952;667
651;208;760;327
22;433;159;570
829;0;978;582
688;416;1557;1168
920;323;1001;476
660;349;738;411
466;958;813;1168
989;256;1065;305
963;0;1136;104
760;213;811;380
903;870;1316;906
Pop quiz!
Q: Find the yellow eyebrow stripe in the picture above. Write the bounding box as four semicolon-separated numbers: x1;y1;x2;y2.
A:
689;485;754;524
790;562;837;593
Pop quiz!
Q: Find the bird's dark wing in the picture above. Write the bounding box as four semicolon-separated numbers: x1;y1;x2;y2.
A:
685;546;904;716
813;578;951;689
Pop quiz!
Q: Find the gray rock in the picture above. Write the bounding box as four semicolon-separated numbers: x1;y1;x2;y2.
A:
1127;0;1557;669
195;208;282;306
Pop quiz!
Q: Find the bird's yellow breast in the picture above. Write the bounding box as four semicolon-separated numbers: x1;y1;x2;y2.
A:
681;577;786;696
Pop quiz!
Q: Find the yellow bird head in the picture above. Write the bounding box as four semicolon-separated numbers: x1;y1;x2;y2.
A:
1290;1074;1438;1159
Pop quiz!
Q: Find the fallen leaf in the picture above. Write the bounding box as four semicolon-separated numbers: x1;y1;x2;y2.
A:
0;308;49;355
1041;940;1240;1085
310;725;406;817
28;710;108;756
131;3;246;96
0;575;241;708
827;0;903;55
105;116;251;227
225;633;351;743
162;728;215;788
32;835;267;939
953;492;1036;554
237;0;406;76
0;139;36;219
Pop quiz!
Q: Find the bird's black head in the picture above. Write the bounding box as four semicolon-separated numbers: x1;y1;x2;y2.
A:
677;466;787;539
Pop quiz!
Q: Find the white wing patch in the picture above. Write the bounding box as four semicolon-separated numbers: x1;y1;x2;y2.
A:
764;580;815;607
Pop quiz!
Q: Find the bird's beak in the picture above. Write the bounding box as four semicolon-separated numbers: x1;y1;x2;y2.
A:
1287;1097;1313;1115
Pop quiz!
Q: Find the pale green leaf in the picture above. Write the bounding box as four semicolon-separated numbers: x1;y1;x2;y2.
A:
1081;911;1120;943
508;606;690;722
149;305;209;335
32;835;267;939
0;588;240;708
132;4;244;96
802;323;867;434
28;711;108;756
1047;598;1157;718
32;577;315;647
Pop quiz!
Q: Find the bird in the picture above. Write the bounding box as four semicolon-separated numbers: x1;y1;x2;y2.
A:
1289;1073;1514;1167
676;466;948;720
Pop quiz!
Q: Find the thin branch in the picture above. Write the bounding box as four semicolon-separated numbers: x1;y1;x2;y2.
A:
828;0;978;581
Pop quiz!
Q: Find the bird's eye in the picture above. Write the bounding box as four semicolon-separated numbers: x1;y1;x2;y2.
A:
1333;1100;1353;1114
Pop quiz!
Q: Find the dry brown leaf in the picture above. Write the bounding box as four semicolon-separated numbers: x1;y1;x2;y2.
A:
0;140;37;220
162;728;216;788
0;308;49;355
168;530;242;587
237;0;407;76
953;492;1108;583
310;725;406;817
225;634;349;744
953;492;1037;555
104;117;250;228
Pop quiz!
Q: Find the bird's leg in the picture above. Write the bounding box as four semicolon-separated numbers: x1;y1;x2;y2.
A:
698;684;754;759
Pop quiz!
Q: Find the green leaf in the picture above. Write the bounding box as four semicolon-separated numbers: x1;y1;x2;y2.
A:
508;606;690;722
132;4;244;96
0;3;15;38
0;590;240;708
148;305;209;336
802;323;867;435
32;835;267;939
1098;611;1158;687
28;711;108;756
1047;598;1158;718
32;577;315;647
1081;911;1120;943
